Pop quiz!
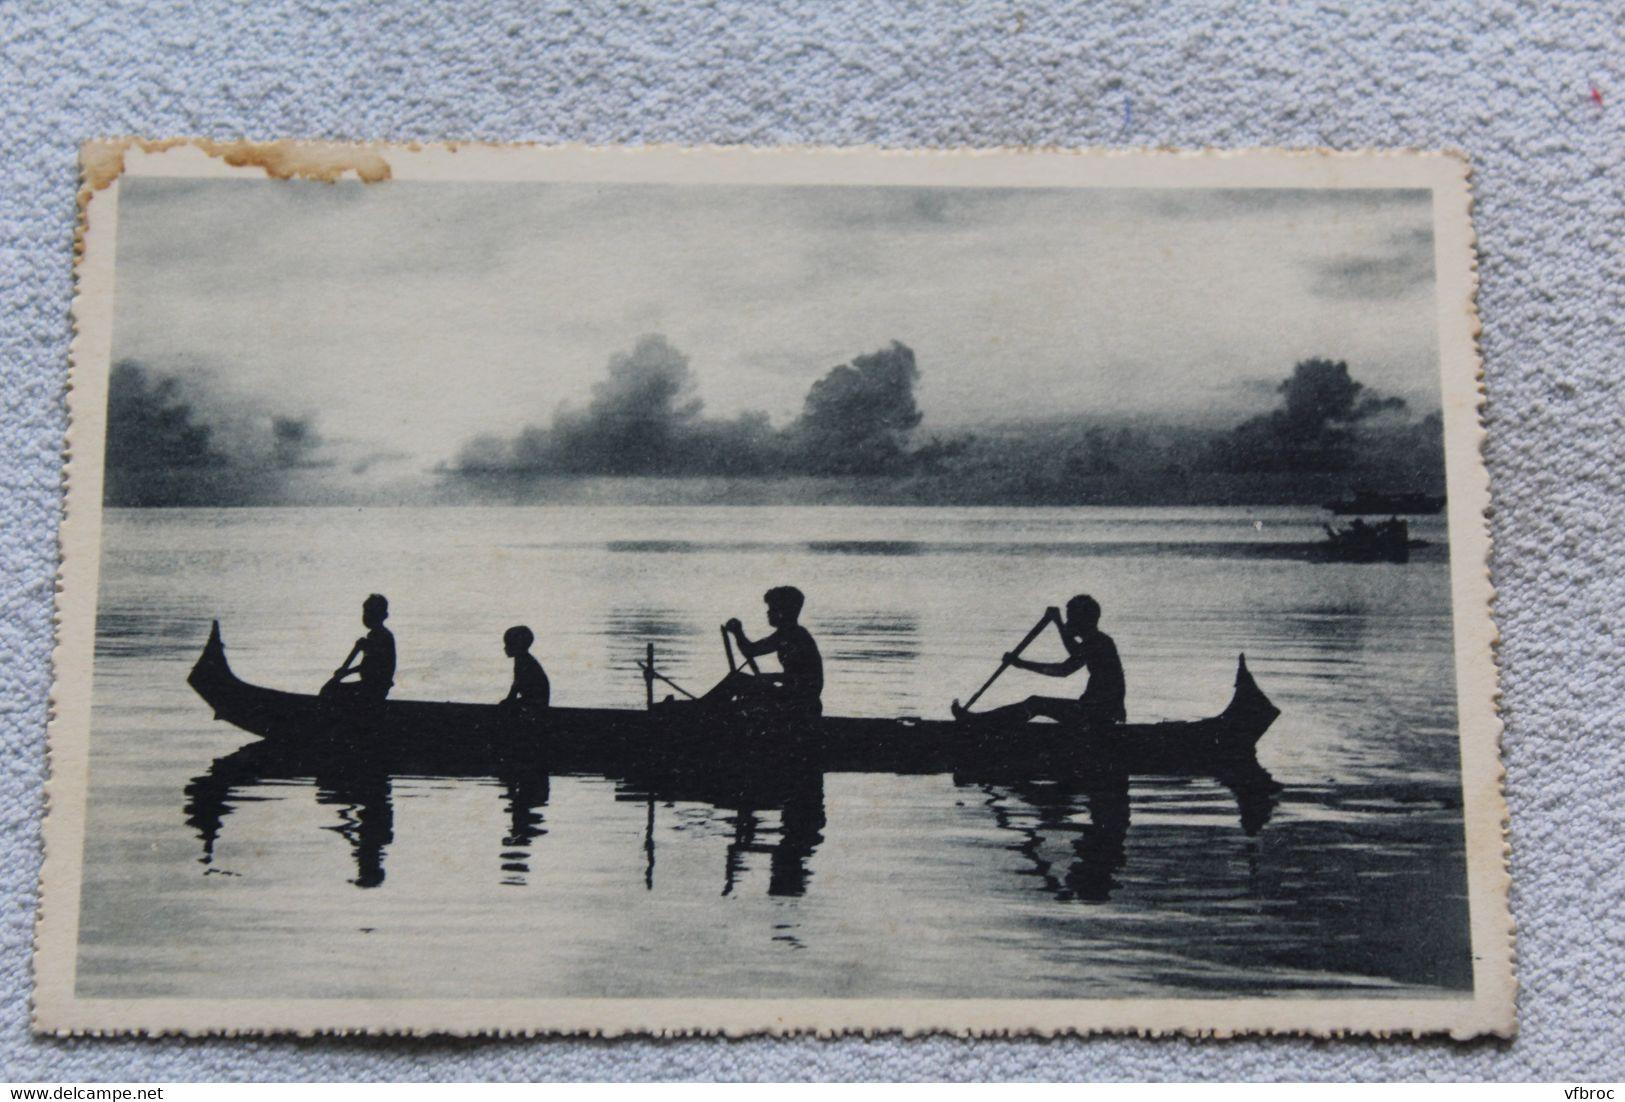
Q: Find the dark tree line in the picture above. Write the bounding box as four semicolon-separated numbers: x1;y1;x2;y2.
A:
103;342;1443;507
105;361;224;471
454;337;931;479
102;360;325;506
1211;357;1409;473
452;342;1435;496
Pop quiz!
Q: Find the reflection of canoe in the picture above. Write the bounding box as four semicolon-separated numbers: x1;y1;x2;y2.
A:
185;734;1282;900
188;622;1280;777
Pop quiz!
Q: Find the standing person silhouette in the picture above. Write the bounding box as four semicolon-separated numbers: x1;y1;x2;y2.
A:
323;593;396;708
499;625;551;714
952;594;1125;729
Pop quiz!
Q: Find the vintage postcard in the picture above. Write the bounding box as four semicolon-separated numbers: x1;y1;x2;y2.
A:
37;142;1511;1037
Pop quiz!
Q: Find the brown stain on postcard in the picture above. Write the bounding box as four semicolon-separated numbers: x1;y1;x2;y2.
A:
80;138;393;192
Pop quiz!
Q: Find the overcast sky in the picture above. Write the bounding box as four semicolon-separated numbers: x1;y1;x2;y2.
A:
112;177;1439;477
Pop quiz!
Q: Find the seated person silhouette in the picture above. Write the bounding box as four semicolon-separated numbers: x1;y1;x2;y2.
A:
322;593;396;709
499;625;551;714
701;585;824;718
952;594;1125;729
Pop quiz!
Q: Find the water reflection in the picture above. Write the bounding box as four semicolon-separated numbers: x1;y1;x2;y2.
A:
185;739;1276;907
724;776;826;899
805;540;924;556
498;771;550;887
601;607;696;646
964;757;1280;903
88;506;1475;999
583;539;1453;563
315;767;394;888
977;775;1130;903
185;749;399;889
615;767;826;898
95;609;215;661
601;606;707;687
820;612;921;665
605;540;702;553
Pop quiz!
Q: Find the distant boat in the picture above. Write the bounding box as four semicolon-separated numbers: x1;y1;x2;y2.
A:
1316;517;1419;564
1323;489;1445;515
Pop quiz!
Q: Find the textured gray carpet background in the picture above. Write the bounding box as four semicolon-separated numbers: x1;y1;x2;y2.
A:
2;0;1620;1081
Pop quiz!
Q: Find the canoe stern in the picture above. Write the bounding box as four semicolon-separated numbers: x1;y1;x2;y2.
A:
187;620;233;712
1220;653;1281;747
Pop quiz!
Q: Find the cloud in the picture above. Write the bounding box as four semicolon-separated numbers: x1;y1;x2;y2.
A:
271;416;326;468
453;335;782;478
110;177;1446;469
348;449;414;476
1137;188;1431;221
1213;357;1411;473
1311;227;1435;300
102;360;334;505
105;361;224;473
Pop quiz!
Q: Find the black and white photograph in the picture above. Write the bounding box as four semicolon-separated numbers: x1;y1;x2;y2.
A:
37;142;1509;1037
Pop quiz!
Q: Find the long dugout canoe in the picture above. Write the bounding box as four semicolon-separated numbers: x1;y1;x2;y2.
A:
187;621;1281;779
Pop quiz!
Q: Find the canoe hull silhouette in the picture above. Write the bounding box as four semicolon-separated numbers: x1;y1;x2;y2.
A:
187;622;1280;778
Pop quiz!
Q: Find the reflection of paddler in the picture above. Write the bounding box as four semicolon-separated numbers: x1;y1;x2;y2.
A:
992;773;1129;903
952;594;1125;729
701;585;824;717
498;770;550;886
720;772;827;898
316;766;394;889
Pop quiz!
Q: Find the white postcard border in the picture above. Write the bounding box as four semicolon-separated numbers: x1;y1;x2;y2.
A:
36;141;1513;1038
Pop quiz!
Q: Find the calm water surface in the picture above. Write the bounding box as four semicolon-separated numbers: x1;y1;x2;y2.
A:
79;505;1471;999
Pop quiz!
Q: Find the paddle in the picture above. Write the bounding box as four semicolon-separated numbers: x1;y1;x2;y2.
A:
722;621;761;675
721;625;737;673
637;659;697;701
960;608;1059;710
